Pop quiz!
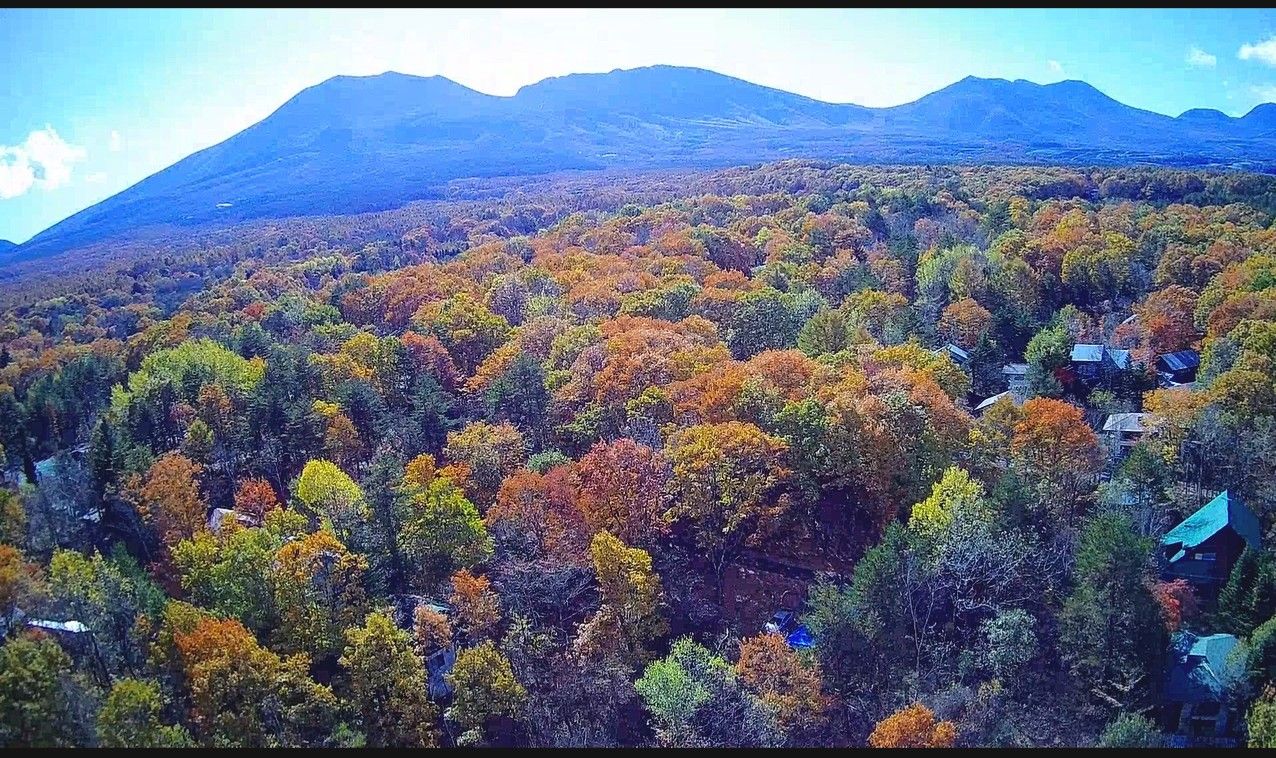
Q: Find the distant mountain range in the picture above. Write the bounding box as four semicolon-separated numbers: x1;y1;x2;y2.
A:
11;65;1276;261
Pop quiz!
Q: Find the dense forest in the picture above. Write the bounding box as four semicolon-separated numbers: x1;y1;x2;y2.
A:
1;161;1275;747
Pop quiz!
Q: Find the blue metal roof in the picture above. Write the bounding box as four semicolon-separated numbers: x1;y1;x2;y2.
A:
1161;490;1261;557
1165;632;1241;704
1071;344;1105;363
1158;350;1200;373
1108;348;1131;370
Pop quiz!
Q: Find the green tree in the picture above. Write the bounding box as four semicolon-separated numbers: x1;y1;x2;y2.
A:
1098;712;1163;748
1217;548;1276;637
446;640;527;745
1060;512;1163;707
97;678;193;747
0;634;76;747
398;477;492;589
1248;688;1276;749
635;637;782;747
340;611;438;748
1024;321;1070;397
294;459;369;546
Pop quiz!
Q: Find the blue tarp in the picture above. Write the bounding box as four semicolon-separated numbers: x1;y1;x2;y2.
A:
786;625;814;649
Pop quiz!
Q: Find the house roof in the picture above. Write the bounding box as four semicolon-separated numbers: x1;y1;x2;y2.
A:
1158;350;1200;373
935;343;970;363
28;618;89;634
1165;632;1241;704
1002;363;1029;377
1108;348;1131;370
1071;344;1105;363
1161;490;1261;557
208;508;254;535
975;390;1012;412
1102;412;1156;434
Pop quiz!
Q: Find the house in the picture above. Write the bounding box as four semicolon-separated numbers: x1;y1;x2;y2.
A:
1002;363;1029;398
1161;631;1244;745
1157;350;1200;387
1070;344;1132;385
934;342;970;369
1159;490;1261;601
1101;412;1157;459
208;508;255;535
391;595;456;699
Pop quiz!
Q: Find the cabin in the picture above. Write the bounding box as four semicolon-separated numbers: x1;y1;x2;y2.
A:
934;342;970;369
1161;631;1243;746
1002;363;1030;400
1070;344;1132;385
1159;490;1261;601
1157;350;1200;387
1101;412;1157;460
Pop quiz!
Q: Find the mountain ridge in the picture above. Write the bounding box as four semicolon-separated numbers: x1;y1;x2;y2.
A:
10;65;1276;261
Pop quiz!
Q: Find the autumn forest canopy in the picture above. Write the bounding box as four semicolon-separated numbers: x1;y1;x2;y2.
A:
2;161;1276;747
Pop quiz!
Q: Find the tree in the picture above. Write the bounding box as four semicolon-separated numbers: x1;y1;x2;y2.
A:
1060;512;1163;709
173;616;340;747
272;528;369;659
450;569;501;642
1150;579;1198;633
97;678;193;747
1011;398;1101;526
0;633;76;747
735;633;827;740
1023;322;1071;397
340;611;439;748
294;459;369;546
1249;687;1276;749
446;640;527;745
232;478;280;523
868;702;957;748
138;452;207;547
414;604;453;658
0;545;43;628
1250;615;1276;685
665;421;793;592
443;421;527;508
575;438;671;548
635;637;782;748
576;531;666;665
399;478;492;589
907;466;995;548
1098;712;1163;748
1217;548;1276;637
939;297;993;350
487;466;587;564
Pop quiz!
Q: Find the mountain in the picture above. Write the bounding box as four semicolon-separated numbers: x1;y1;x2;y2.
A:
13;65;1276;260
0;240;15;254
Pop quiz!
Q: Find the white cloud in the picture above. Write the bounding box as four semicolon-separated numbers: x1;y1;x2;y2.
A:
1186;46;1217;68
109;130;123;152
1048;59;1064;75
0;127;87;200
1239;35;1276;65
85;172;107;184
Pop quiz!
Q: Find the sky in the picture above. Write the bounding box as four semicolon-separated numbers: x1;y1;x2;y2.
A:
3;8;1276;244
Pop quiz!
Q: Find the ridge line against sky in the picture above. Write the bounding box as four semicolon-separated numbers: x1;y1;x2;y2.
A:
3;7;1276;244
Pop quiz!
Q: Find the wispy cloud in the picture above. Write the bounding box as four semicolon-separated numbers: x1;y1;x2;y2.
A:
1047;59;1064;76
1252;84;1276;103
1186;46;1217;68
85;172;107;184
1239;35;1276;65
0;127;88;200
109;130;123;152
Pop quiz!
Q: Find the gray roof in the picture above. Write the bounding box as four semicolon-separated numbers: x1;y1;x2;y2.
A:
1002;363;1029;376
935;343;970;363
1109;348;1132;370
28;618;89;634
1102;412;1156;434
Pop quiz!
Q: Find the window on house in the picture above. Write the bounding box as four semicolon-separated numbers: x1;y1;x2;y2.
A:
1197;553;1216;562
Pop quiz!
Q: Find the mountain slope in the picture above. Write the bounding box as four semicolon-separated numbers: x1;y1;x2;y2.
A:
14;66;1276;260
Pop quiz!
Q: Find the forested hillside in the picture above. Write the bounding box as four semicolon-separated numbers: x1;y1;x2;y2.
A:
1;161;1275;748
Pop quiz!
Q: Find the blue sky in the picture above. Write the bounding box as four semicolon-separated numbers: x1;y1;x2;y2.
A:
2;8;1276;244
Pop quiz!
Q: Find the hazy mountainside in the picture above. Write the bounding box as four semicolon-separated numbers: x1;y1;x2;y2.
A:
12;65;1276;261
0;241;15;254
